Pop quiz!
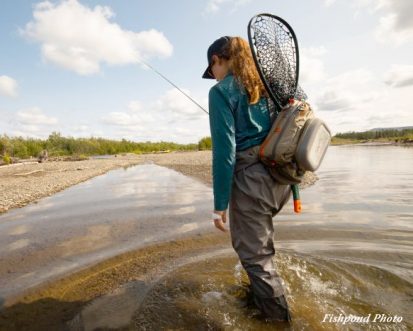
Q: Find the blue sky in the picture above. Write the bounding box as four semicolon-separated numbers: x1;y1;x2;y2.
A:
1;0;412;143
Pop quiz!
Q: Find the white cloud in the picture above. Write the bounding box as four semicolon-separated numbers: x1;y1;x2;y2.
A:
154;88;203;117
102;112;146;127
17;107;58;125
384;65;413;87
312;68;413;134
204;0;252;14
375;11;413;45
71;124;90;132
315;89;351;111
22;0;173;75
376;0;413;31
8;107;59;137
68;125;103;138
205;0;224;13
0;75;18;97
300;46;328;85
324;0;337;7
314;69;376;112
102;88;209;143
327;0;413;44
128;100;142;113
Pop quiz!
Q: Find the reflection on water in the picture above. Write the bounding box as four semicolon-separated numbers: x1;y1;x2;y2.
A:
7;238;30;251
279;146;413;230
8;224;30;236
0;164;212;301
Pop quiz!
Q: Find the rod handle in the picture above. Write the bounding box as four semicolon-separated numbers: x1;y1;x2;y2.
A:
291;184;302;214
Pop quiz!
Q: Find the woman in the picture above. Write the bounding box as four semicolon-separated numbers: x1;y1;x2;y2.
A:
202;36;292;322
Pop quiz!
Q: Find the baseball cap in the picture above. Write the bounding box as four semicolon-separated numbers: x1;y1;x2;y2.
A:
202;36;231;79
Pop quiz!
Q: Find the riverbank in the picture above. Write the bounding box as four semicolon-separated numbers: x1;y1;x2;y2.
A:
0;154;143;213
0;151;317;214
331;138;413;146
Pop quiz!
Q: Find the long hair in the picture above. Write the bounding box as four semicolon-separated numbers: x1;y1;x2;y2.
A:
221;37;267;104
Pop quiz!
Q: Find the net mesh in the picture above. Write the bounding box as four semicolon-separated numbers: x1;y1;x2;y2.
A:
249;14;307;110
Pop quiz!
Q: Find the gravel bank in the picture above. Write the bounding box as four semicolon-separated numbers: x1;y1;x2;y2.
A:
0;154;143;213
0;151;317;214
140;150;318;189
140;151;214;186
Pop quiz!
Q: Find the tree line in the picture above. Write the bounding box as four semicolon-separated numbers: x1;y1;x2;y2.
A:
2;126;412;162
334;128;413;141
0;132;214;161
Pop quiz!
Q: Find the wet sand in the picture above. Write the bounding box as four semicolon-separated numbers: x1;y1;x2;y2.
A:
0;233;229;331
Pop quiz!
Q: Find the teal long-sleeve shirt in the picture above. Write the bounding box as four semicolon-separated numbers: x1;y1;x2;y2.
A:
208;73;272;211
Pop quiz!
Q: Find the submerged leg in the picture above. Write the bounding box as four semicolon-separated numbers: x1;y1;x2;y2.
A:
229;181;291;322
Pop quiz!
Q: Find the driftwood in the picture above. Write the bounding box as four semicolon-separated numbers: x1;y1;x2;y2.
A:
14;170;45;176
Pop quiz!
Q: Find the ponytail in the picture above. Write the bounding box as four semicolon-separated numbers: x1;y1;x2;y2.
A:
224;37;267;104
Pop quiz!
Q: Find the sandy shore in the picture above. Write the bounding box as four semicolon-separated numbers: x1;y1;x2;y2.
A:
0;151;317;214
0;154;142;213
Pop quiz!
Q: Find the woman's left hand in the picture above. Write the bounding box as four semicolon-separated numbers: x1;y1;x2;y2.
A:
212;210;227;232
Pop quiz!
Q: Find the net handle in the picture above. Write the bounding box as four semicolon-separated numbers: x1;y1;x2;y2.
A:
247;13;300;108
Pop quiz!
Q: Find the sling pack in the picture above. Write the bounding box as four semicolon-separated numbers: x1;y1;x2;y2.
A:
259;99;331;185
247;14;331;186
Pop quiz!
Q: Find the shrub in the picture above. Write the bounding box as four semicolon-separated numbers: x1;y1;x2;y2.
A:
198;136;212;150
2;153;11;165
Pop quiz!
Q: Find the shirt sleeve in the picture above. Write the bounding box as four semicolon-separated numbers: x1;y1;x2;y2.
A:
208;86;236;211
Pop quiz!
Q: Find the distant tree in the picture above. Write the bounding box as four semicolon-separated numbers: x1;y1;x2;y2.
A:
0;135;11;155
12;138;29;158
198;136;212;150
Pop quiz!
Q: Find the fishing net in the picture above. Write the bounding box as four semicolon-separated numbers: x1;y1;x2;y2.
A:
248;14;307;111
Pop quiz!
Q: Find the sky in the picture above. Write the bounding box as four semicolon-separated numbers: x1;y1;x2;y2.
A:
0;0;412;144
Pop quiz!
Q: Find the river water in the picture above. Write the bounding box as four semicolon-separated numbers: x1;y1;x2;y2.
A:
280;145;413;230
0;164;212;303
1;146;412;330
129;146;413;331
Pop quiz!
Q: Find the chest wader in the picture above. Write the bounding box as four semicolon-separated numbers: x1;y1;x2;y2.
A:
229;144;292;322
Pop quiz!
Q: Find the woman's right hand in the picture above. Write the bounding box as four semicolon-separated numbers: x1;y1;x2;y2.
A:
212;210;228;232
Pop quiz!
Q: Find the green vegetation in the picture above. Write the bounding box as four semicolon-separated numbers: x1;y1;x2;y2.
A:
2;126;411;162
198;136;212;150
332;128;413;145
2;153;11;165
0;132;207;161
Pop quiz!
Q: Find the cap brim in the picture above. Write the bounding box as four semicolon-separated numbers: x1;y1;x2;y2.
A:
202;66;214;79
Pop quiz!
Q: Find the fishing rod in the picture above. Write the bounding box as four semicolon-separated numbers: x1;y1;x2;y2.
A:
139;60;209;115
